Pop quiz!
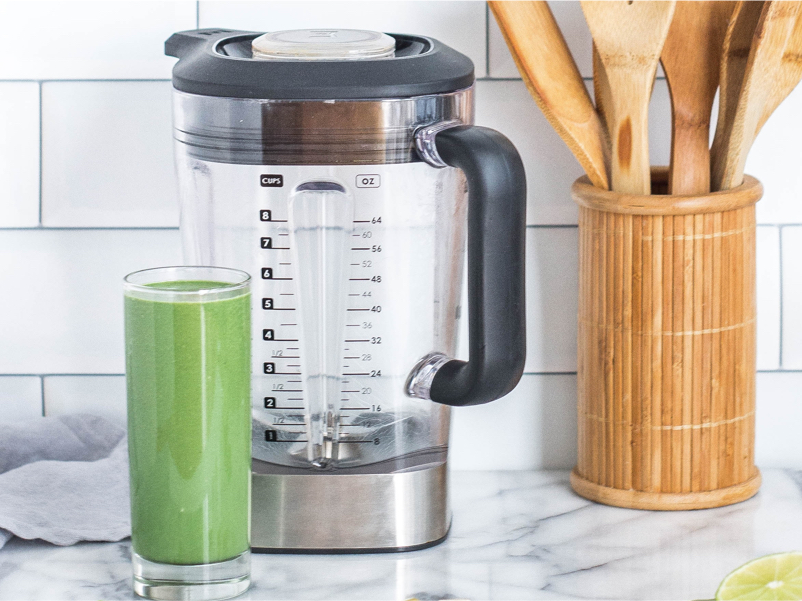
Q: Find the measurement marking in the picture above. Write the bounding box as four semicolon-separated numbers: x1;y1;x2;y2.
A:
346;441;377;444
278;233;289;236
341;407;370;411
271;248;290;250
351;247;370;251
287;379;301;383
278;356;300;359
343;373;370;376
273;372;301;376
347;308;370;311
273;339;298;342
344;356;359;359
280;293;294;296
345;339;369;342
265;406;304;410
286;347;299;350
350;264;360;267
353;220;370;223
267;440;308;443
349;278;370;282
342;390;360;393
346;324;359;327
287;364;301;367
271;308;295;311
280;323;297;326
274;389;303;393
343;365;350;368
352;234;362;237
270;219;288;223
269;277;293;281
279;263;292;266
287;398;303;401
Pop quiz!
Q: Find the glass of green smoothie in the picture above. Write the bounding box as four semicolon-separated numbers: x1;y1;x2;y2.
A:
124;266;252;601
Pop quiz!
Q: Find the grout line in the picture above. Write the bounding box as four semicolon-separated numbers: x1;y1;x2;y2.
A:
38;81;43;226
0;79;171;84
2;374;126;378
485;2;491;78
779;226;785;369
0;226;179;231
40;376;45;417
4;369;802;379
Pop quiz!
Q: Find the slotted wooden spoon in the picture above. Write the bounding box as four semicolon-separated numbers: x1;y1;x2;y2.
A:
582;0;676;194
490;1;609;189
661;1;736;194
711;1;802;191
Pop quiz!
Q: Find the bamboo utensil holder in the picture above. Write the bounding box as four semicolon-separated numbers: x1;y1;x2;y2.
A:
570;167;763;510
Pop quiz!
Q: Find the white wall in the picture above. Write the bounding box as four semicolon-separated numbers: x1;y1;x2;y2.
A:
0;1;800;470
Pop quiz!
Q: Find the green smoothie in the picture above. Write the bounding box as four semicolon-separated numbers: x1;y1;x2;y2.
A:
125;279;251;565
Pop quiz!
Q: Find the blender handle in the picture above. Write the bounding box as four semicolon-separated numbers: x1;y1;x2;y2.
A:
430;125;527;407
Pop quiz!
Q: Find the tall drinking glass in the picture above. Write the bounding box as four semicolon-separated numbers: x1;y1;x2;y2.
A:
124;266;252;601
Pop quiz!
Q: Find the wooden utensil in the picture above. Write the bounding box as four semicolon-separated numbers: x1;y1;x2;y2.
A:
661;1;736;195
710;2;766;190
490;1;610;190
582;1;676;194
711;1;802;191
756;11;802;136
592;44;612;145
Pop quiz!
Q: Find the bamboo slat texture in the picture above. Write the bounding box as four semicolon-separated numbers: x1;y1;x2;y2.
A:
570;168;763;510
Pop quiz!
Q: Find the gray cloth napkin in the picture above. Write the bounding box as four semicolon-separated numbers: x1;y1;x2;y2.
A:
0;414;130;549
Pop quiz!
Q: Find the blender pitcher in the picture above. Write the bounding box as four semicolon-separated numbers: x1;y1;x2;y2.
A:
166;28;526;552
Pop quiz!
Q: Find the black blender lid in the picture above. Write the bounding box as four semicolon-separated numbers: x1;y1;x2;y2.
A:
165;28;475;100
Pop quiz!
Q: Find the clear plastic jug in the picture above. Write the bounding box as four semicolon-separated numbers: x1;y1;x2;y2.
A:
167;28;526;551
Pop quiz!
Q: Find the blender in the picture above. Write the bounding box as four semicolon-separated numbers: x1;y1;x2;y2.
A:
166;28;526;552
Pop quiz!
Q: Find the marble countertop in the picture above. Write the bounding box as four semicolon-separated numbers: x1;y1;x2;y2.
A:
1;469;801;600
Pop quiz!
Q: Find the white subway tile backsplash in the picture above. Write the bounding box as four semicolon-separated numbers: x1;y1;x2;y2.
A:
450;374;577;470
0;2;195;80
44;376;126;428
0;229;181;374
525;228;578;373
0;83;40;228
782;226;802;369
198;1;487;77
475;80;583;225
488;1;593;79
757;227;781;370
748;85;802;225
456;227;579;373
756;372;802;468
41;81;178;228
0;377;42;422
475;79;671;226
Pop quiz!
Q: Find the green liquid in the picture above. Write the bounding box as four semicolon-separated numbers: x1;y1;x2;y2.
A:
125;280;251;565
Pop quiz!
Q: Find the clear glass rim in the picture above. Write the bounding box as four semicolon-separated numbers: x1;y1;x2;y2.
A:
124;266;251;303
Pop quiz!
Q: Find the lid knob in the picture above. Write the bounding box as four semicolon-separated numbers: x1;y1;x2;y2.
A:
251;29;395;60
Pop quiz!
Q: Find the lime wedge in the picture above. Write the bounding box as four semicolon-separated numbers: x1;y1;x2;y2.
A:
716;552;802;600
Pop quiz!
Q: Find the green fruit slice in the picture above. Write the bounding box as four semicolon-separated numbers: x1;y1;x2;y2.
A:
716;552;802;600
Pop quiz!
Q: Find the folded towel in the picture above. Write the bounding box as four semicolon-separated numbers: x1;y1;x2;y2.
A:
0;414;130;549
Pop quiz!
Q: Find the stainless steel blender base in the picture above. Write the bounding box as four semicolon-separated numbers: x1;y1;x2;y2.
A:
251;462;449;552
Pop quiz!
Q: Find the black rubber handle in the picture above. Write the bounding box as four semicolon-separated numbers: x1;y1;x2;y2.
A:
429;125;527;407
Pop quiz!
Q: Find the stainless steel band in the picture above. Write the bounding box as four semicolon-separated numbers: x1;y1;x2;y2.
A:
251;462;450;551
172;88;473;165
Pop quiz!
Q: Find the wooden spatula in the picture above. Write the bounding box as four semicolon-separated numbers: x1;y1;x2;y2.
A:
711;1;802;191
490;1;610;190
710;1;765;190
661;1;736;195
582;1;676;194
756;11;802;137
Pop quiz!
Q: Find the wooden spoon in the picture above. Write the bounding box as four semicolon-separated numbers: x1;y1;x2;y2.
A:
661;1;736;195
710;1;765;190
490;1;610;190
756;12;802;136
582;1;676;194
592;43;612;146
711;1;802;191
